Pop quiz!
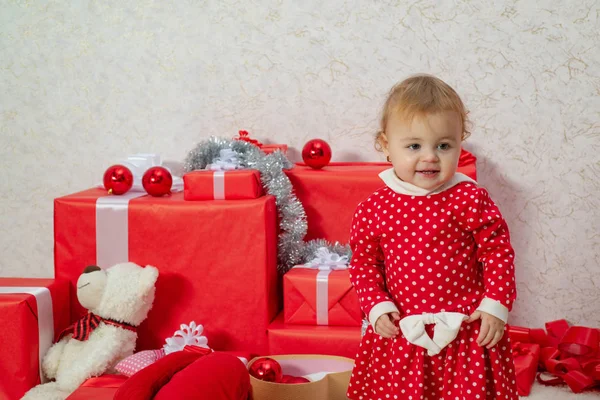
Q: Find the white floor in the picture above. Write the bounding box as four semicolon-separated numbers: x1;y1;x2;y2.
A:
524;382;600;399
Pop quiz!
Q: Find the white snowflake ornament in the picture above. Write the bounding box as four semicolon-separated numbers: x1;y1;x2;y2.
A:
163;321;209;355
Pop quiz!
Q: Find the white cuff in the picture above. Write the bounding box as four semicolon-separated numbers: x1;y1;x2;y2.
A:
368;301;400;333
476;297;509;323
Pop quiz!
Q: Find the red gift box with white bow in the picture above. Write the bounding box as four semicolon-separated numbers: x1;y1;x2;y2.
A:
183;170;263;200
283;248;362;327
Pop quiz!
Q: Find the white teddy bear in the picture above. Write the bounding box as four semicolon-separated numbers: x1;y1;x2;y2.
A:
22;262;159;400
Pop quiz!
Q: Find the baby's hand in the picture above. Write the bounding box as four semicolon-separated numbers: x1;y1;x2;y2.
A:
466;310;505;348
375;312;401;338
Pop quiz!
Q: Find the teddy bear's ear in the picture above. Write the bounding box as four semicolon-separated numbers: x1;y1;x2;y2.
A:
139;265;159;293
127;265;159;325
95;262;159;326
83;265;102;274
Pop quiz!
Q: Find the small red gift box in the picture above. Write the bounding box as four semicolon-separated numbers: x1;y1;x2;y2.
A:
283;266;362;327
0;278;70;400
512;342;541;396
183;170;263;200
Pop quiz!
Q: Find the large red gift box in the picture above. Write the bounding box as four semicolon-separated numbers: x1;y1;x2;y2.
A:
268;313;361;359
285;148;477;243
0;278;70;400
54;189;279;354
183;170;264;200
283;267;361;326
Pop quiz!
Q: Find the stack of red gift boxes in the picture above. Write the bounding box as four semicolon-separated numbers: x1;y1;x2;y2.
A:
0;147;478;398
269;151;476;358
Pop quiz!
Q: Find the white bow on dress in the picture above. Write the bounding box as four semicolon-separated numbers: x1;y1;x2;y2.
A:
399;312;468;356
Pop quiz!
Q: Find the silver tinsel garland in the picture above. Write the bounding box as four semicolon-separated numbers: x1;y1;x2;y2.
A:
299;239;351;262
184;137;351;273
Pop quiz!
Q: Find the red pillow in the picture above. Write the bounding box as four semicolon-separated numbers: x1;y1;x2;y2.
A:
154;352;250;400
114;351;250;400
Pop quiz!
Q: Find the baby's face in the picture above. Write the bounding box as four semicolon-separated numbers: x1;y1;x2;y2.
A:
382;111;462;191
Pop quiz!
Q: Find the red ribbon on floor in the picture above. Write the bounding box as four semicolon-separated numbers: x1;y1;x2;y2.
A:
509;320;600;393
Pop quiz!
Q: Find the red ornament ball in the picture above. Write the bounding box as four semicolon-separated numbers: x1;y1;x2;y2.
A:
103;164;133;195
248;357;283;382
302;139;332;169
280;374;310;384
142;166;173;197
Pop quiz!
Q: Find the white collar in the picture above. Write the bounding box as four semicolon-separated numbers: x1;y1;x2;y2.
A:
378;168;477;196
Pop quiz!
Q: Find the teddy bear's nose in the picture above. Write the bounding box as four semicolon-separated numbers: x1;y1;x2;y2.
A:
83;265;102;274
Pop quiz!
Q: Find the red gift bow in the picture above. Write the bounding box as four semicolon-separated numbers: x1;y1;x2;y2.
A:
512;342;533;357
234;130;264;147
510;320;600;393
58;312;137;342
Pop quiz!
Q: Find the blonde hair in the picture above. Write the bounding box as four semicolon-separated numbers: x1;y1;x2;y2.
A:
375;74;470;151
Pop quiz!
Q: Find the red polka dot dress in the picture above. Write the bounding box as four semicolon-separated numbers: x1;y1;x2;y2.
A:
347;172;518;400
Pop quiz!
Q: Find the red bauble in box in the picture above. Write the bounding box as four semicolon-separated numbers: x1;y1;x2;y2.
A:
248;357;283;382
280;375;310;384
302;139;331;169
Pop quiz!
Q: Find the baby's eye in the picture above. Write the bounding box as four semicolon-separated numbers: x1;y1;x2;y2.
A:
438;143;451;150
408;144;421;150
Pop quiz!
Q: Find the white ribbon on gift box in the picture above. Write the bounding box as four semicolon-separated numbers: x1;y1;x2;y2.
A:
96;154;183;268
294;247;349;325
96;191;146;268
121;153;184;193
205;149;244;200
0;287;54;383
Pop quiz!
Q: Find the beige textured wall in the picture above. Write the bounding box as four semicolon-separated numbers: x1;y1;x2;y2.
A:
1;1;598;328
